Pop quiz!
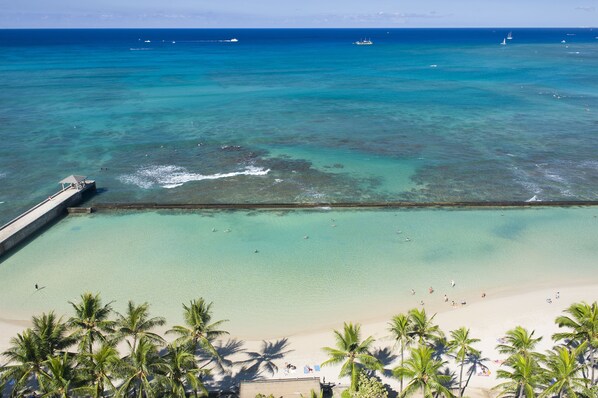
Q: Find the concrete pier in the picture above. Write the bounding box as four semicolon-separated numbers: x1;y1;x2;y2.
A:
0;177;96;258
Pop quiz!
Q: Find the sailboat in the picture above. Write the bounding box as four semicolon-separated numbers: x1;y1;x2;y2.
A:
507;32;513;40
500;38;507;46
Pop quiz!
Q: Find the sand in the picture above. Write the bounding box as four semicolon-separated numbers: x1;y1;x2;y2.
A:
1;283;596;397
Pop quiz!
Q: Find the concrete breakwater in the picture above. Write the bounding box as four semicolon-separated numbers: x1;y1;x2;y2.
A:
0;179;96;258
92;200;598;211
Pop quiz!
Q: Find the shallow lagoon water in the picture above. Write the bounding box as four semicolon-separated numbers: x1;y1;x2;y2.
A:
1;207;597;338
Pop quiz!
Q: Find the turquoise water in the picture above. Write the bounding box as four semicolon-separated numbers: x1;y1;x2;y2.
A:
1;208;596;338
1;29;598;224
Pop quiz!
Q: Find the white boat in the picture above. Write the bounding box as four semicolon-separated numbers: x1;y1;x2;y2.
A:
561;40;566;44
230;38;239;42
507;32;513;40
354;39;373;46
144;40;151;43
500;38;507;45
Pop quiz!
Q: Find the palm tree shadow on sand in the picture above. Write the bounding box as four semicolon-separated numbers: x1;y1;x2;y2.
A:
366;347;399;398
205;338;294;393
240;338;294;377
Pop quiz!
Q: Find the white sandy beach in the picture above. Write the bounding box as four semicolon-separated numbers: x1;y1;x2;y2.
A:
237;283;598;397
1;283;596;397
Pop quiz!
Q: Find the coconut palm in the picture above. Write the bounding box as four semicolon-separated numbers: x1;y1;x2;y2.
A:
497;326;544;362
447;327;480;397
540;344;589;398
407;308;442;345
388;313;414;394
1;328;49;397
32;312;74;359
167;298;229;364
115;301;166;353
68;293;115;354
553;301;598;386
495;353;542;398
78;343;120;398
321;322;382;392
393;345;454;398
40;352;82;398
116;337;165;398
1;313;71;397
159;343;208;397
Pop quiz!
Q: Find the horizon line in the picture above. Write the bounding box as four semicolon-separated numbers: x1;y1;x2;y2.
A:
1;26;596;30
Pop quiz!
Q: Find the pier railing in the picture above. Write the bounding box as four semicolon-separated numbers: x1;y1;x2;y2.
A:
0;186;73;233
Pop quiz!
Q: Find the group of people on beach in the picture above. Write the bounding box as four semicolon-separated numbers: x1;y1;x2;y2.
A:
546;291;560;304
412;279;486;307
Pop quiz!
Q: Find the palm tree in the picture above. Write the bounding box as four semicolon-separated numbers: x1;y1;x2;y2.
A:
78;343;120;398
116;337;165;398
497;326;544;362
40;352;81;398
393;345;454;398
447;327;480;397
1;329;49;397
388;313;413;395
407;308;442;345
115;301;166;353
553;301;598;386
68;293;114;354
321;322;382;391
160;343;207;397
495;353;542;398
31;312;74;359
167;298;228;364
540;344;589;398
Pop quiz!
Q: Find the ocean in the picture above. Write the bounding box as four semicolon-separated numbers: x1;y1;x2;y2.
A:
1;29;598;336
1;28;598;224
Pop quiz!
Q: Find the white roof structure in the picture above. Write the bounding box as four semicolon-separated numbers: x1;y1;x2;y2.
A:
59;175;87;190
59;175;87;185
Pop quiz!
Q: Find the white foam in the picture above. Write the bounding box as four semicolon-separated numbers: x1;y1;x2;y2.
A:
119;165;270;189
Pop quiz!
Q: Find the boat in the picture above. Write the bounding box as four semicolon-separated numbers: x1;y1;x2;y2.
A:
500;38;507;45
561;40;567;44
354;39;373;46
507;32;513;40
144;40;151;43
230;38;239;42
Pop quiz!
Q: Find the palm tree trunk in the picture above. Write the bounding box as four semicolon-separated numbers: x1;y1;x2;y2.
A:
458;358;465;397
88;334;94;355
591;347;595;385
350;361;358;391
399;344;404;394
517;384;524;398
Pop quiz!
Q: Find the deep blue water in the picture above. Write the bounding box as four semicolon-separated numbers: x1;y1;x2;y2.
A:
1;29;598;223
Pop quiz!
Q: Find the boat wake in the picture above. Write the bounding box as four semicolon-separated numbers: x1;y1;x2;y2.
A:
119;165;270;189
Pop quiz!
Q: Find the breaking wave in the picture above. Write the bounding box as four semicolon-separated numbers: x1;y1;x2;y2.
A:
119;165;270;189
